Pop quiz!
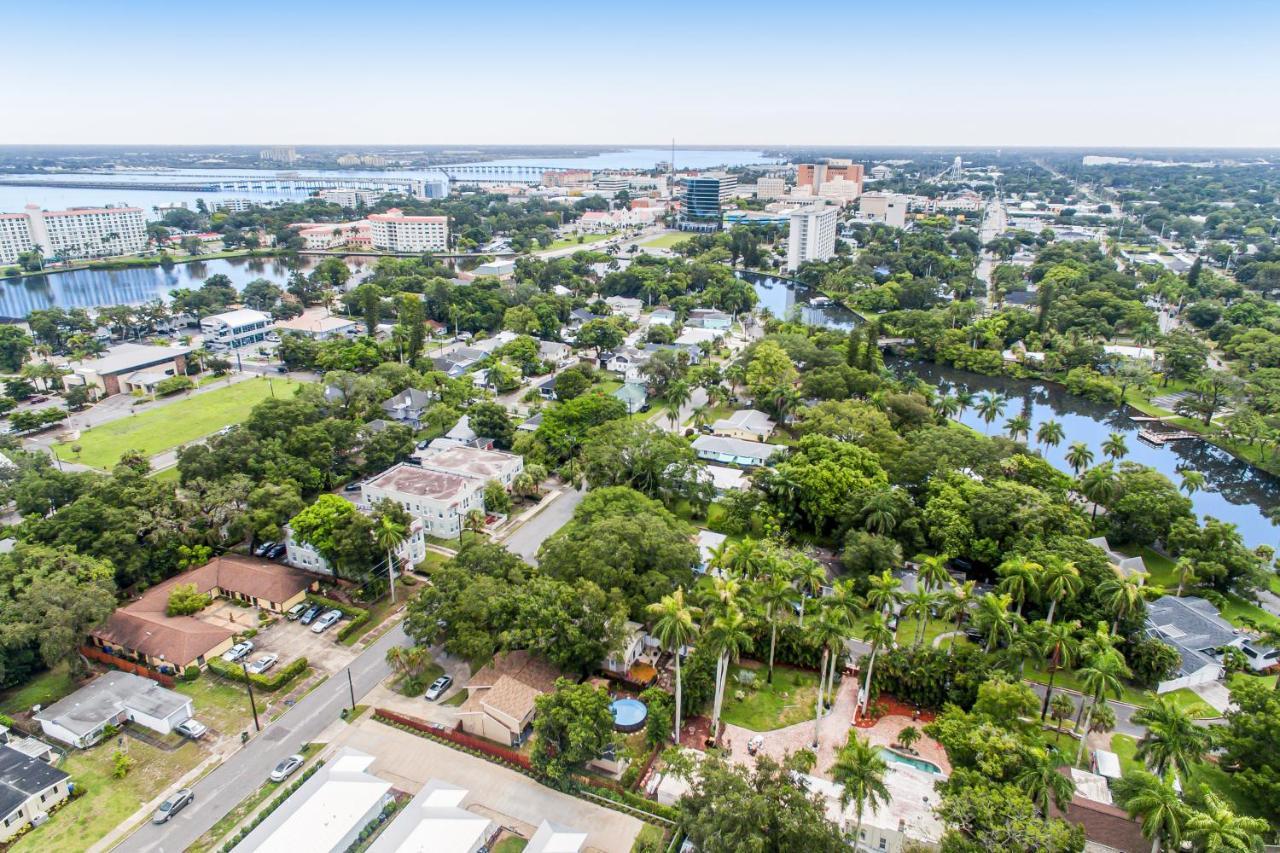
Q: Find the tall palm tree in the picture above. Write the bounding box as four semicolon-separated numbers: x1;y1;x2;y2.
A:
790;556;827;628
977;392;1006;434
1006;618;1047;679
996;555;1042;616
1120;772;1186;853
953;389;974;420
373;511;409;604
857;612;894;719
1065;442;1095;476
1179;469;1206;498
1016;747;1076;816
1183;791;1270;853
1098;574;1147;635
941;580;976;655
463;508;487;539
724;537;765;579
1036;419;1066;453
706;608;753;745
864;570;903;616
810;613;848;747
934;395;961;421
1005;414;1032;443
973;592;1017;653
755;575;797;684
1174;558;1197;597
862;490;902;536
1036;618;1081;719
902;588;937;648
1132;695;1211;784
1041;558;1083;626
1081;463;1118;520
648;589;699;744
666;381;691;430
1075;650;1132;765
1103;431;1129;463
831;735;890;842
916;553;952;595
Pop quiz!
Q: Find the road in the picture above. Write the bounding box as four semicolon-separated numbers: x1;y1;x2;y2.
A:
659;387;708;434
500;485;586;566
114;623;407;853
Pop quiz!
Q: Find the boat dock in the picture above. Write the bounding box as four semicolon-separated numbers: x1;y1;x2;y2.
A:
1137;428;1199;445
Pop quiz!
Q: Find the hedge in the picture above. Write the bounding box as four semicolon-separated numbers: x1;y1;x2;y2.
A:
207;656;308;692
306;594;370;642
221;761;324;852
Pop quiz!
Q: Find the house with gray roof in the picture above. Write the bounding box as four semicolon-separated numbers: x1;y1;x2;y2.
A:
1144;596;1278;692
0;744;70;842
380;387;433;428
1086;537;1148;579
691;435;785;467
34;671;194;748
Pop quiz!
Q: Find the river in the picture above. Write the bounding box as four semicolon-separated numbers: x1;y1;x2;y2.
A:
740;271;1278;550
0;255;375;319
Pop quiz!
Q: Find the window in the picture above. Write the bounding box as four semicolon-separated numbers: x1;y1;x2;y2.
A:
878;839;886;850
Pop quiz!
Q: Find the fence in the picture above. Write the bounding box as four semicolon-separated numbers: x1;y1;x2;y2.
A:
80;646;176;687
374;709;532;769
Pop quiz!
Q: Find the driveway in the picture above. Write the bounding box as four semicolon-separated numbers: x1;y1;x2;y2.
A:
500;484;586;566
253;613;360;676
336;718;643;853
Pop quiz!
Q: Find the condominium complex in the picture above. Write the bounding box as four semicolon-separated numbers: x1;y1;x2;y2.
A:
368;208;448;253
200;308;272;350
317;188;386;208
678;173;737;231
542;169;592;188
259;146;298;163
796;159;864;197
787;206;839;270
362;445;523;538
859;192;908;228
756;176;787;198
0;204;147;265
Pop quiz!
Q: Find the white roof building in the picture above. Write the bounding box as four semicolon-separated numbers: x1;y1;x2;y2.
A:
711;409;776;442
34;671;193;749
233;748;393;853
361;463;486;539
526;819;588;853
369;779;493;853
691;435;786;467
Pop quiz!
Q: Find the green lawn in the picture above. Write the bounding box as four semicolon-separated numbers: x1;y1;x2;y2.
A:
1114;544;1178;588
492;838;528;853
895;616;970;650
13;737;205;852
0;663;77;715
340;578;419;646
719;661;820;732
538;231;616;252
175;674;256;735
149;466;181;483
641;233;693;250
1218;594;1280;633
1025;664;1155;710
55;377;302;469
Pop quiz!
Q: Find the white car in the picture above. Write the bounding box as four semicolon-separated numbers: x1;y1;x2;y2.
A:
247;653;279;675
311;609;342;633
174;719;208;740
222;641;255;663
269;754;305;782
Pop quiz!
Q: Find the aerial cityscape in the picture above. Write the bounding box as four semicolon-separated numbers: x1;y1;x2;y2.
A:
1;2;1278;852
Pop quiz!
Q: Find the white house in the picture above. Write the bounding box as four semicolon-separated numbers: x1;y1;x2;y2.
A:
647;307;676;326
603;621;646;677
286;516;426;576
34;672;194;748
538;339;576;368
695;529;727;575
0;745;71;842
415;444;525;489
711;409;776;442
361;463;486;538
692;435;785;467
604;296;643;320
686;308;732;330
368;779;494;853
526;820;588;853
1086;537;1148;579
1145;596;1279;692
201;308;272;349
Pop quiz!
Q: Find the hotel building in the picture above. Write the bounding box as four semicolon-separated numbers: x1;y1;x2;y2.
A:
787;206;839;270
368;208;449;253
0;204;147;265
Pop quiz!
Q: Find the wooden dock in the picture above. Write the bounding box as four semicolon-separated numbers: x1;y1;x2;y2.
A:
1137;428;1199;445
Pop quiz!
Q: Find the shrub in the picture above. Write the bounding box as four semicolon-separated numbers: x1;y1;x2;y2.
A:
155;375;195;396
305;594;370;642
180;665;201;683
207;656;308;691
166;583;211;616
112;750;135;778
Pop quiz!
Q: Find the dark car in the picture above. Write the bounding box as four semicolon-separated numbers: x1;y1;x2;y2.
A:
28;395;48;404
253;541;276;557
152;788;194;824
299;605;322;625
266;543;287;560
343;482;363;492
276;365;289;373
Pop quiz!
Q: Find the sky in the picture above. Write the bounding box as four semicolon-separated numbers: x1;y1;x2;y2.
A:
7;0;1280;148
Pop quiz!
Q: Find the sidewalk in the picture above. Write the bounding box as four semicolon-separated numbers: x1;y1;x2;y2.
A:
88;752;223;853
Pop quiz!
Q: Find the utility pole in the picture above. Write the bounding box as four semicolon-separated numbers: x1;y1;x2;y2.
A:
346;668;356;712
242;662;261;732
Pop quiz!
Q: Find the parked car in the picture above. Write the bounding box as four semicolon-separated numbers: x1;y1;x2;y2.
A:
269;754;305;783
286;603;307;621
28;395;48;404
299;605;322;625
152;788;194;824
174;719;208;740
276;365;289;373
222;641;254;663
247;653;279;675
343;482;363;492
265;543;287;560
253;541;276;557
424;675;453;701
311;609;342;633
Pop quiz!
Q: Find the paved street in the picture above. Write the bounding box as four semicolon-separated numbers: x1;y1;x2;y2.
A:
659;386;708;433
113;623;408;853
500;484;586;565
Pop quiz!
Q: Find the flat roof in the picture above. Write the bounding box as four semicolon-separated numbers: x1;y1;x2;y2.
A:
369;779;492;853
365;463;479;503
692;435;785;461
417;445;522;481
73;343;192;377
34;672;189;738
202;308;270;326
276;314;358;333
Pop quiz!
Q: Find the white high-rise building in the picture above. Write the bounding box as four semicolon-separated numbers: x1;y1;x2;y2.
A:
787;206;838;271
0;204;147;265
260;146;298;164
367;208;448;253
756;177;787;199
317;188;386;208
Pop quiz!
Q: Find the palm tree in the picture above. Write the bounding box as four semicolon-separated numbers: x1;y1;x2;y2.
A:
1103;431;1129;462
648;589;699;744
996;555;1042;616
1005;414;1032;443
1098;574;1147;635
857;612;894;719
1081;463;1118;520
724;537;765;579
706;608;753;745
810;613;848;747
373;511;409;604
1065;442;1095;476
1120;771;1186;853
954;389;974;419
790;556;826;628
1174;558;1197;597
1036;419;1066;453
862;490;902;536
1075;650;1132;765
831;735;890;841
1183;791;1270;853
1041;558;1082;626
864;570;903;616
666;381;691;430
1016;747;1076;816
941;580;976;655
901;588;937;648
1179;469;1206;498
463;508;487;539
974;592;1016;653
977;392;1006;434
916;553;952;594
755;575;797;684
1038;619;1081;720
1132;695;1211;783
934;395;960;420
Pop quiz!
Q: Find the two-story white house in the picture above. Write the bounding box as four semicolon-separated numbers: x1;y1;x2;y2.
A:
285;516;427;575
200;308;272;350
361;464;485;539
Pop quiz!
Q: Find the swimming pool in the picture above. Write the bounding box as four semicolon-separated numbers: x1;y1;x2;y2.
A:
878;747;943;775
610;698;648;733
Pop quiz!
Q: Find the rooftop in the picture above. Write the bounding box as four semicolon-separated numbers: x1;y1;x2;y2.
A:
71;343;192;377
526;819;588;853
203;308;271;327
416;445;522;481
34;672;190;739
0;744;69;817
365;463;479;503
275;314;358;333
712;408;775;436
692;434;786;462
368;779;493;853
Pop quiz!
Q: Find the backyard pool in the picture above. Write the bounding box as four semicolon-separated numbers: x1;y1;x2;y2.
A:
610;698;648;733
878;747;943;775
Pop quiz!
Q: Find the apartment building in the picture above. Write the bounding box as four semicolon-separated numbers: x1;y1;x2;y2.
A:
367;208;448;253
787;205;839;270
317;188;386;208
360;463;486;538
678;173;737;232
796;159;864;196
756;176;787;198
200;308;272;349
214;198;255;213
0;204;147;265
285;515;426;576
260;146;298;163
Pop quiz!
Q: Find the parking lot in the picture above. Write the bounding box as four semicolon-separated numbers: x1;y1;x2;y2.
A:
234;607;361;676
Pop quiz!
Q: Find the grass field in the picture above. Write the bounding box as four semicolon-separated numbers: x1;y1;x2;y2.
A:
719;661;820;731
55;377;301;469
641;233;693;250
492;836;528;853
0;663;77;715
175;674;256;735
539;232;616;252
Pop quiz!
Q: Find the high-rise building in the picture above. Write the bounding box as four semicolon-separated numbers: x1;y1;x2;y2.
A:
678;173;737;231
368;208;449;253
796;159;864;196
951;155;963;177
756;177;787;199
318;188;386;208
859;193;908;228
787;206;839;271
0;204;147;265
259;146;299;164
